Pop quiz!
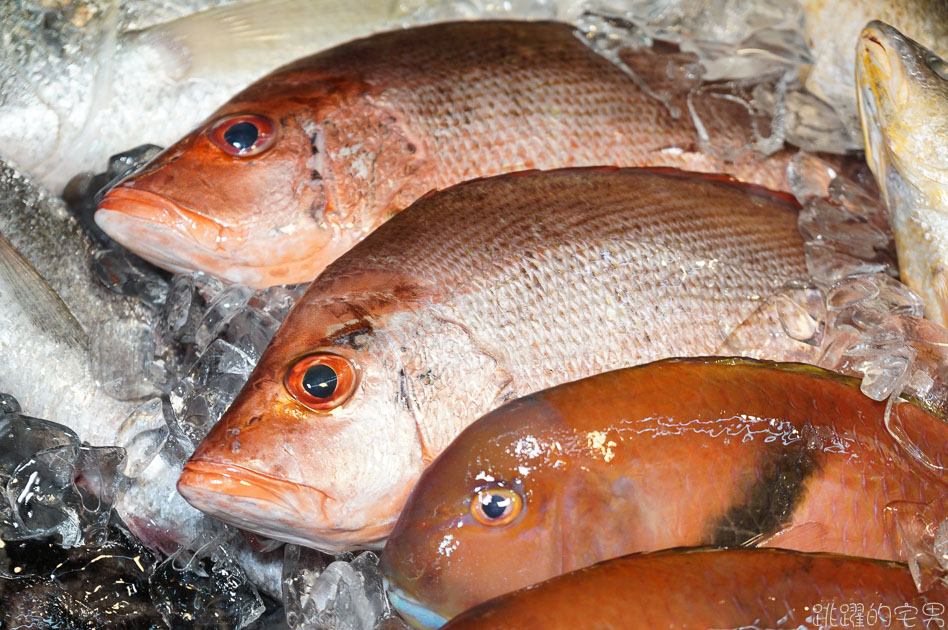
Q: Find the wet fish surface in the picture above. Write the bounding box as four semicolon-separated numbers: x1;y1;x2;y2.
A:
438;548;948;630
380;357;948;623
856;21;948;329
0;0;428;192
177;167;809;552
0;161;148;444
97;20;805;288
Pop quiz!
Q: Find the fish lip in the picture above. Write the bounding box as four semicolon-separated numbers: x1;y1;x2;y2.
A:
178;458;317;519
96;185;235;252
177;459;390;551
94;186;329;287
383;578;449;629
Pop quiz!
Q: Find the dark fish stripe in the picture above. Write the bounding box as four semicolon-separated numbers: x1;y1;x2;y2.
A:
709;445;819;546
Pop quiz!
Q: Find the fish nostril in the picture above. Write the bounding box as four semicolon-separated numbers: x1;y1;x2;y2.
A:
247;415;262;426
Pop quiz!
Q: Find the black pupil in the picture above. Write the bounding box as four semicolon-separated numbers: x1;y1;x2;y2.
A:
224;121;259;151
481;494;509;519
302;364;338;399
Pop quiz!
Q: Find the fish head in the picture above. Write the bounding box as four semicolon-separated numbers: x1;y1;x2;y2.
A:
856;20;948;324
856;21;948;208
177;285;427;551
95;64;414;288
381;395;573;627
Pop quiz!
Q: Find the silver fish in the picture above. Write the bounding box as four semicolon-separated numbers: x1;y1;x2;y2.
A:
0;161;148;444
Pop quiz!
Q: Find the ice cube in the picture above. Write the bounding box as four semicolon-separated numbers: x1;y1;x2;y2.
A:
114;430;215;556
285;551;390;630
787;152;839;202
5;444;125;547
149;537;265;629
774;280;824;345
115;397;171;478
224;307;283;361
91;246;168;311
283;544;333;629
159;272;211;347
103;145;165;186
936;520;948;572
250;283;308;322
194;284;255;352
884;498;948;591
798;198;889;261
783;87;861;153
803;241;890;285
169;339;255;445
826;276;879;311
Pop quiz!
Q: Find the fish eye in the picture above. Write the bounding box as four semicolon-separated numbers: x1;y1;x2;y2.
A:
209;114;277;157
471;485;523;527
285;352;359;411
926;53;948;81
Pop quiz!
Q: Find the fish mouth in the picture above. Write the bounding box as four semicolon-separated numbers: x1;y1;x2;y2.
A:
384;579;449;629
95;185;330;287
178;459;388;552
856;28;897;193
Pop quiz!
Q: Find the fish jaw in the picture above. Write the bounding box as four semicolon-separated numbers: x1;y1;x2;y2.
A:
178;459;386;551
96;184;342;288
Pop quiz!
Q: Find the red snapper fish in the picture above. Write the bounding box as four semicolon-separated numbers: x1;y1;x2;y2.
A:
381;357;948;624
177;167;810;551
439;549;948;630
96;20;802;288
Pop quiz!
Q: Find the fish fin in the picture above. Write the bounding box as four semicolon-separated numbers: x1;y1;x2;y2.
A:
750;521;830;551
0;232;88;351
146;0;402;80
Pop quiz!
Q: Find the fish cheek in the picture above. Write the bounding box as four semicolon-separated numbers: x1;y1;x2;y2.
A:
320;98;427;227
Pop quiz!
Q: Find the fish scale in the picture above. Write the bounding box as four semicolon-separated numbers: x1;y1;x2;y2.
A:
179;168;810;551
98;20;804;287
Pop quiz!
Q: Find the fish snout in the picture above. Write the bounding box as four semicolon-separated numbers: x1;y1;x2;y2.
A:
177;458;367;552
96;185;240;273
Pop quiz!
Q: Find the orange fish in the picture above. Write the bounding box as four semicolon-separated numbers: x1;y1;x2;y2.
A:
380;357;948;624
96;20;802;288
177;168;809;552
437;548;948;630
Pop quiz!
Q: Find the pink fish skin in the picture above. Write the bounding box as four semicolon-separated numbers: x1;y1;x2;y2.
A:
95;20;807;288
176;168;811;552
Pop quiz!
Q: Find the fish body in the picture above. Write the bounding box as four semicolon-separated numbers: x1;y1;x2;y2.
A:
177;167;809;551
439;548;948;630
0;161;146;445
0;0;427;192
380;357;948;623
855;21;948;328
97;20;802;288
802;0;948;139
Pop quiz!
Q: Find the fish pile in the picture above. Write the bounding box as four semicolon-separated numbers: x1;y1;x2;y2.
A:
2;0;948;628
